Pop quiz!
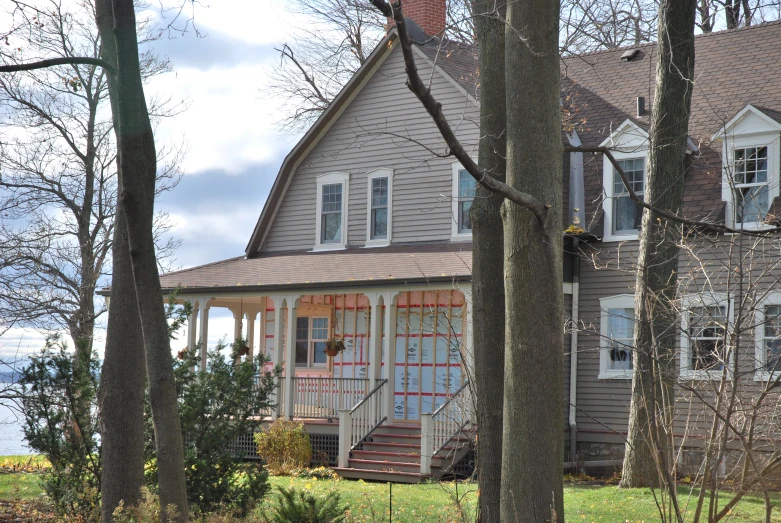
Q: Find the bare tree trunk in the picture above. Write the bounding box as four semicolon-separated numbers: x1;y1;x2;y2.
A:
470;1;506;521
500;0;564;520
619;0;697;490
99;208;146;521
94;1;147;517
95;0;189;520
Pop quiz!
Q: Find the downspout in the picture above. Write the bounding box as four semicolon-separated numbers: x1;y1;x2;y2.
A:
567;129;584;468
569;242;580;468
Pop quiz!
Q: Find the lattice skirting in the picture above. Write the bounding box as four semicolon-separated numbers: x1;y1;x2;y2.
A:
226;432;339;467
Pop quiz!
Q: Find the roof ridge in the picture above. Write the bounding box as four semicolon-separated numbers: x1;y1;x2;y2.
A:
563;20;781;59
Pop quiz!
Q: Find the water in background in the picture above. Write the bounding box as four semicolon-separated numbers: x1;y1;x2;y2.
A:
0;404;30;456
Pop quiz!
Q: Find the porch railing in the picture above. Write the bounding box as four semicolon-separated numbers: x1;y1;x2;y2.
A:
292;377;370;419
421;381;471;474
338;379;388;468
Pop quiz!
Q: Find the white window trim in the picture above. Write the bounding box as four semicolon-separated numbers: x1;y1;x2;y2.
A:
599;294;635;380
680;293;734;381
720;134;780;231
451;162;473;241
602;149;649;242
365;168;393;248
754;291;781;381
314;172;349;252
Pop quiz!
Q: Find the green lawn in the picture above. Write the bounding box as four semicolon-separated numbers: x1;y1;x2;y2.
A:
1;455;779;522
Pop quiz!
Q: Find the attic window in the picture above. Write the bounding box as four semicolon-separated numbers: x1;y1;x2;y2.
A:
621;49;640;62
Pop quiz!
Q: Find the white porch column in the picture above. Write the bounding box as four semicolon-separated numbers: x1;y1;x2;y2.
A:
232;308;242;343
186;299;199;353
199;300;210;371
272;297;285;419
461;286;476;422
246;311;256;360
367;293;383;390
383;291;397;422
284;296;299;419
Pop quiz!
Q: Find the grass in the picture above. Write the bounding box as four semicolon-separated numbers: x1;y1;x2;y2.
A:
1;455;780;521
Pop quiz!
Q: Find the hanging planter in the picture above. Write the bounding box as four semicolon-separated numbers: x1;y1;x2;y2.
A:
324;337;346;357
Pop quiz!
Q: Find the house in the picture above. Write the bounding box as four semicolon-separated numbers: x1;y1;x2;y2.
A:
129;1;781;480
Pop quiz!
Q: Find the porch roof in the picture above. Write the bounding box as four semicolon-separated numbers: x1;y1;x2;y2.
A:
143;242;472;296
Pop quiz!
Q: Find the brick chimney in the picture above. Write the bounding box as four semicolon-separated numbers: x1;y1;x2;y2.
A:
389;0;446;37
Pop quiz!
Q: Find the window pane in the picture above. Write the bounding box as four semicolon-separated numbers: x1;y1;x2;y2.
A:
313;342;328;364
458;170;476;198
614;195;642;232
459;200;472;233
372;208;388;239
614;158;645;194
765;306;781;372
312;317;328;340
607;307;633;371
322;184;342;212
372;177;388;207
736;184;769;223
689;306;726;371
321;212;341;242
295;317;309;366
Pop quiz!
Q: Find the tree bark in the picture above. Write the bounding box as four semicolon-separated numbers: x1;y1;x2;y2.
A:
94;0;148;518
619;0;696;490
95;0;189;520
470;1;506;522
500;0;564;521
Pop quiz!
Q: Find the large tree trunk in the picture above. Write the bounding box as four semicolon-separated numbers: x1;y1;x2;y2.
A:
619;0;696;490
98;207;146;521
500;0;564;521
470;2;506;522
95;0;189;520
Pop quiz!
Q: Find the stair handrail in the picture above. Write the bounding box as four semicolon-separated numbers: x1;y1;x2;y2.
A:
338;379;388;468
421;381;471;474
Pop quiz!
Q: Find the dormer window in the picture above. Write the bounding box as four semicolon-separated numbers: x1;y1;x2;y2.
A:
314;172;349;251
731;146;770;224
599;119;650;242
365;168;393;247
612;158;645;234
451;162;476;240
713;104;781;230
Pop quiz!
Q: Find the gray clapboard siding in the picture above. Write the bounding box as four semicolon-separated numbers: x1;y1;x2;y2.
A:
262;45;479;252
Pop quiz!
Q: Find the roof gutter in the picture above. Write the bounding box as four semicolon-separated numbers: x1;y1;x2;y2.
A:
97;274;472;297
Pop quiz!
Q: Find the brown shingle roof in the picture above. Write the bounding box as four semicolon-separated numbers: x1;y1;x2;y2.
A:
154;243;472;295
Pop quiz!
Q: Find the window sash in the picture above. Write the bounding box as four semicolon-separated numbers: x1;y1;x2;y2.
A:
733;147;770;224
606;307;634;371
612;158;645;234
295;316;329;367
764;305;781;372
688;306;727;371
320;183;343;243
370;177;388;240
458;170;476;234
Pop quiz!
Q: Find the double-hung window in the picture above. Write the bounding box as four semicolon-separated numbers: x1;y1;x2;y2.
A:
731;146;770;225
452;163;476;239
754;293;781;380
366;169;392;246
613;158;645;234
681;295;732;380
315;172;349;251
599;294;635;379
295;316;329;368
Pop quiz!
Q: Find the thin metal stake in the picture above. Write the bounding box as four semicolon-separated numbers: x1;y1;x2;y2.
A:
389;481;392;522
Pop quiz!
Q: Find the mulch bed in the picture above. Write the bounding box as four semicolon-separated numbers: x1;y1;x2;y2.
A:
0;500;55;522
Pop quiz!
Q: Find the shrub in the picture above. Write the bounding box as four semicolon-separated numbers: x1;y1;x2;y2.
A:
292;466;340;480
255;420;313;475
19;336;101;522
145;337;279;517
263;487;347;523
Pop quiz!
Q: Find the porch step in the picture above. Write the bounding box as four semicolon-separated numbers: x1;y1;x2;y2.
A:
332;467;432;484
351;450;442;465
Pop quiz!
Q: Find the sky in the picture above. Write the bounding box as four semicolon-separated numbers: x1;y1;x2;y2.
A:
0;0;307;356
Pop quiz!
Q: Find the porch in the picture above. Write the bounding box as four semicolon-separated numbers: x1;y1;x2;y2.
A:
179;288;475;481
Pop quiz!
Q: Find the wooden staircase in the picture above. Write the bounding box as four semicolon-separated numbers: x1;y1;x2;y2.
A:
333;423;472;483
